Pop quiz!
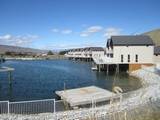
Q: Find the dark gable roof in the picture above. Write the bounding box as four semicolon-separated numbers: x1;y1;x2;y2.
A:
154;46;160;55
69;47;104;52
85;47;104;51
111;35;154;46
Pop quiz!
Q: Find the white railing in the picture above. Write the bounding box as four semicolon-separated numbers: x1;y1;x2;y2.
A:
0;101;9;114
0;99;56;114
9;99;55;114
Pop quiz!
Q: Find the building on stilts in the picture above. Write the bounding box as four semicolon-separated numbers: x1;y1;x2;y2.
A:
92;35;154;73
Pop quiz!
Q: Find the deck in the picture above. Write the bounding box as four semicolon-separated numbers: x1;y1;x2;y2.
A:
56;86;116;107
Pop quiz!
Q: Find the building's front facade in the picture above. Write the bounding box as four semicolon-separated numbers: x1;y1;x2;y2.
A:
106;36;154;64
92;35;154;72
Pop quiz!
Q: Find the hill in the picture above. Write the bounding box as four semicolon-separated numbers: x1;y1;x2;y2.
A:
0;44;47;54
143;29;160;46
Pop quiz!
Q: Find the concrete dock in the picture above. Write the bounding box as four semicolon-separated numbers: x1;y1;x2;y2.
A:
56;86;116;107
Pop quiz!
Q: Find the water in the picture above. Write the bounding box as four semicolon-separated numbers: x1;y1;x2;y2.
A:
0;60;141;101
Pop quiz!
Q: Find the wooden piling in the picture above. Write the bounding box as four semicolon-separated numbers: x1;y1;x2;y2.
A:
98;65;101;72
117;64;119;73
8;71;12;84
107;65;109;74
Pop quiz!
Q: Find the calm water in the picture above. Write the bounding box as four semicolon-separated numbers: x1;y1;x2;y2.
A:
0;60;141;101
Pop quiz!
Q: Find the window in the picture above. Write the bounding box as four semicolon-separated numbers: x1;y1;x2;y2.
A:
121;55;123;62
128;54;130;62
135;54;138;62
110;53;113;58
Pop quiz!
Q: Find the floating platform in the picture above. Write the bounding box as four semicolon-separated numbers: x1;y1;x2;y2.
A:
56;86;116;107
0;66;14;72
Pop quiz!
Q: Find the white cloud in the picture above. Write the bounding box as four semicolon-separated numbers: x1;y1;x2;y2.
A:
0;34;39;47
104;27;122;38
51;28;72;35
87;26;103;33
0;34;12;40
51;28;59;33
61;29;72;34
80;25;103;37
80;33;89;37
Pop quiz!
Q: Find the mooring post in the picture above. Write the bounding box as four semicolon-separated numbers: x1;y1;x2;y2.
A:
117;64;119;73
8;71;12;84
99;64;101;72
7;101;9;114
54;99;56;113
107;64;109;74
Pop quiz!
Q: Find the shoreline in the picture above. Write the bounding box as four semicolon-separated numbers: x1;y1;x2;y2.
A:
4;55;67;61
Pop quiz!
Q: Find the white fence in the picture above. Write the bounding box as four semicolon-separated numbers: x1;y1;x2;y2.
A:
0;99;57;114
0;101;9;114
9;99;55;114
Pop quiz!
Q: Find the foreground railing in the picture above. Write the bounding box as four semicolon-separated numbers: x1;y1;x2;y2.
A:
9;99;55;114
0;101;9;114
0;99;57;114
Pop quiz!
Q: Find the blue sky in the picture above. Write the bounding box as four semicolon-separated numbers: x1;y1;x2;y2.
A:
0;0;160;50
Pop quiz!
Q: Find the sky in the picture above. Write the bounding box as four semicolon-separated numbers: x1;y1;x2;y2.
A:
0;0;160;50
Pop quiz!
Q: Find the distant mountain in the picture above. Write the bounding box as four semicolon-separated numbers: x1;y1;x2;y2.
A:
143;29;160;46
0;44;48;54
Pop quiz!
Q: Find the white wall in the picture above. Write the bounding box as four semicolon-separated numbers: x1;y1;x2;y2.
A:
153;55;160;63
111;46;154;64
92;51;104;58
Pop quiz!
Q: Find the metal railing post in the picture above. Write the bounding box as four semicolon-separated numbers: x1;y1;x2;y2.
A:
7;101;9;114
54;99;56;113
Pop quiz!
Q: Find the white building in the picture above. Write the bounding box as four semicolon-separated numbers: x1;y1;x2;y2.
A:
106;36;154;63
65;47;104;61
92;35;154;72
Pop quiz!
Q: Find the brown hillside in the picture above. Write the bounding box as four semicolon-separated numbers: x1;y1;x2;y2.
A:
143;29;160;46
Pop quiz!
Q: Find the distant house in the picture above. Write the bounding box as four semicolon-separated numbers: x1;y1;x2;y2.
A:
65;47;104;61
92;35;154;72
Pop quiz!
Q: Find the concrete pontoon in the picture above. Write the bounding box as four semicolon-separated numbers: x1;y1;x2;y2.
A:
56;86;116;107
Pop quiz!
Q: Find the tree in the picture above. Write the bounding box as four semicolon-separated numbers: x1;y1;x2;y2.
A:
59;50;67;55
47;50;54;55
5;51;12;55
